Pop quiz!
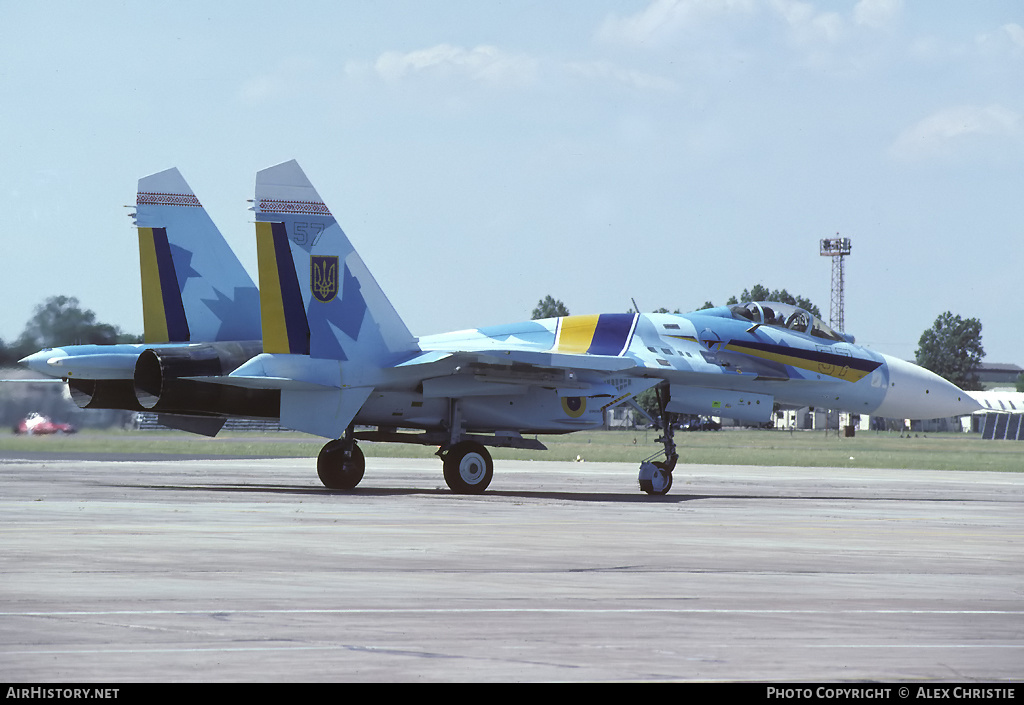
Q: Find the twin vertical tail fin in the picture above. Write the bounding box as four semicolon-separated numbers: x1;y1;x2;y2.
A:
135;168;261;344
254;160;417;363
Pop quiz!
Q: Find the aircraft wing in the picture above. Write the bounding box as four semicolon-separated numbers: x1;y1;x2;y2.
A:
177;345;633;414
389;349;645;411
398;348;637;374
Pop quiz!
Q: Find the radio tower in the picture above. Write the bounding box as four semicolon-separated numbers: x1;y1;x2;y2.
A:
819;235;852;333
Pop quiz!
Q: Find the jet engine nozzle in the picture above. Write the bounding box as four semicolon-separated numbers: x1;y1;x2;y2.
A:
134;346;221;410
68;378;145;411
131;341;278;417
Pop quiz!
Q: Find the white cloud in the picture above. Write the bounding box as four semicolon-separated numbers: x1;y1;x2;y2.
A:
596;0;754;46
976;22;1024;58
239;56;319;104
769;0;844;45
1006;23;1024;51
853;0;902;31
890;104;1024;161
565;61;677;92
600;0;902;49
355;43;677;95
372;44;539;86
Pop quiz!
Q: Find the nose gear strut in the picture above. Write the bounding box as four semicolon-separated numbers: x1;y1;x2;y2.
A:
638;384;678;495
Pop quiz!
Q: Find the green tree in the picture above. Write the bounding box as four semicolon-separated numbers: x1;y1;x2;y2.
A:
634;387;660;423
1016;373;1024;393
914;311;985;391
10;296;137;361
724;285;821;319
532;295;569;320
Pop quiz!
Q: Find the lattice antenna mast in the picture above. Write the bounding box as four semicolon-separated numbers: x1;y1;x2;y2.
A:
819;235;852;333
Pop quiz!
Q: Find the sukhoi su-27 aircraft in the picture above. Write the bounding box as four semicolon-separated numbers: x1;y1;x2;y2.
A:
22;160;981;495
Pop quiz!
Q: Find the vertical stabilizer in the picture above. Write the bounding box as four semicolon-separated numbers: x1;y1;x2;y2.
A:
135;168;261;343
253;160;417;363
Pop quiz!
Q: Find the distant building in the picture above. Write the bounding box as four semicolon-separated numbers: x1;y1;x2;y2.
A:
974;362;1023;387
966;389;1024;440
605;406;637;429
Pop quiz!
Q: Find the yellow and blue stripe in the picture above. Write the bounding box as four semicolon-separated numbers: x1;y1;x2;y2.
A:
722;340;881;382
256;221;310;355
668;333;881;382
138;227;189;343
553;314;636;356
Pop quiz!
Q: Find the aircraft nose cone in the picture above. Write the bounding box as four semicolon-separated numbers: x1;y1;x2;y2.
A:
872;355;982;419
18;349;60;376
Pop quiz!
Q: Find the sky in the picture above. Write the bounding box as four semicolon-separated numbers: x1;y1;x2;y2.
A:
2;0;1021;365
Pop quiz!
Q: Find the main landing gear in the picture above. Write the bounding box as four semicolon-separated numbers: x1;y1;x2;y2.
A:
315;437;495;494
314;411;496;494
436;401;493;494
317;438;365;490
439;440;493;494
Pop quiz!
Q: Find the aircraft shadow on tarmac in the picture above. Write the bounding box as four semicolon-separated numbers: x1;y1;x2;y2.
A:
106;481;969;505
116;482;708;503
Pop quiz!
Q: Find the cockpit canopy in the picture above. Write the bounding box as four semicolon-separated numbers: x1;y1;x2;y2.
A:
728;302;852;343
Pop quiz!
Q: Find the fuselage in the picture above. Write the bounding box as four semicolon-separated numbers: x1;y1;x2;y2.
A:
22;302;981;435
360;303;979;434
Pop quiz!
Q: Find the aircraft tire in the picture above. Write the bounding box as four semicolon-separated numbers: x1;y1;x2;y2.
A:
442;441;493;494
639;461;673;496
317;440;365;490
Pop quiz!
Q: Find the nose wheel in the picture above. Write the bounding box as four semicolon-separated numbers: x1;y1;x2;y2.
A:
638;384;678;495
639;459;674;495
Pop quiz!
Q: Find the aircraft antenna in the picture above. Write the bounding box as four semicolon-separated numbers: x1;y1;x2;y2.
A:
819;234;852;333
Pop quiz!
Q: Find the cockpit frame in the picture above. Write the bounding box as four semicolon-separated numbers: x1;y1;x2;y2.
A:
728;301;850;343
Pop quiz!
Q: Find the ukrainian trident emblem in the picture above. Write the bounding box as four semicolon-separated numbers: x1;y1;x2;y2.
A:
310;255;339;303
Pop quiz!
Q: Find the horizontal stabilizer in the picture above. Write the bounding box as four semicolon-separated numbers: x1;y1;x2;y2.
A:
214;353;342;391
394;351;454;368
182;375;334;392
0;378;64;384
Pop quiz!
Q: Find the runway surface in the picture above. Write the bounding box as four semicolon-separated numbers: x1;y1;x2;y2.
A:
1;454;1021;682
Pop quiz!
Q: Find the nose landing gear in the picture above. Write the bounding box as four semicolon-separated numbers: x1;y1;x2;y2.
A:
639;457;675;495
638;385;678;496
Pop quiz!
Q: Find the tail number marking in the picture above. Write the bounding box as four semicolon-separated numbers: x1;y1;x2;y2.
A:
291;221;325;246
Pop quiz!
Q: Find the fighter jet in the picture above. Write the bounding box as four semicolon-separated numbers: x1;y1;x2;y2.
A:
213;161;979;494
20;167;267;436
22;160;981;495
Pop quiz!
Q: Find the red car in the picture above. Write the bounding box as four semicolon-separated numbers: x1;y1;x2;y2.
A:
13;413;77;435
